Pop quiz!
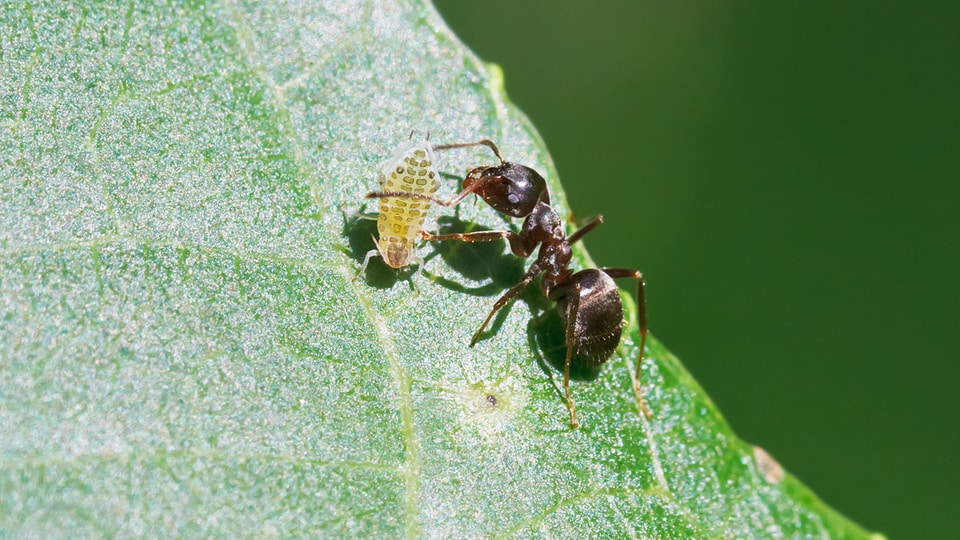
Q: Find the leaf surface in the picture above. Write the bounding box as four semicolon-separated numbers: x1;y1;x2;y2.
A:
0;0;880;537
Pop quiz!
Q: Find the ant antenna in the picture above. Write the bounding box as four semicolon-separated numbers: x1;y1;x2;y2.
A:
433;139;506;165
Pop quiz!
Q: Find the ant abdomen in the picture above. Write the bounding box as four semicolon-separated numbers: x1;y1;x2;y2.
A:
550;269;625;366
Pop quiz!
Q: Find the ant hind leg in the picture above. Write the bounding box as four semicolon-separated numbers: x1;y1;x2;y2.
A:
562;281;583;428
469;264;542;347
601;267;652;420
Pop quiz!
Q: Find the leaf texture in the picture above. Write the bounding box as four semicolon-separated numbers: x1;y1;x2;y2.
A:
0;0;881;538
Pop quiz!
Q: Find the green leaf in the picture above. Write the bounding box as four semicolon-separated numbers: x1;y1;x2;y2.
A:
0;0;882;537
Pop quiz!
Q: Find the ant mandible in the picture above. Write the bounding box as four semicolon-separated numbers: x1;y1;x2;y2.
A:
366;140;650;427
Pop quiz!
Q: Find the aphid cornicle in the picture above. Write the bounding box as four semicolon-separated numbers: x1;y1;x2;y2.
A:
360;142;440;278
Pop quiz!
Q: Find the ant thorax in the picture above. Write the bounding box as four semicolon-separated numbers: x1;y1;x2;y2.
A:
538;242;574;292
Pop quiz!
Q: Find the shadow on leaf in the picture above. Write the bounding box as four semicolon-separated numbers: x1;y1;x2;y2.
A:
424;213;600;385
339;209;422;290
528;308;604;383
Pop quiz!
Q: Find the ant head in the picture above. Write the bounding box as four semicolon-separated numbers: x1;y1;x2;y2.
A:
463;162;550;218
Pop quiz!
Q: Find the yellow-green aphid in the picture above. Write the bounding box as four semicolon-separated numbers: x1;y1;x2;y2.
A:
361;142;440;277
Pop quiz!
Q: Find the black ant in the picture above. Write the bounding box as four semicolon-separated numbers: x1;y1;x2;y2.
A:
366;140;649;427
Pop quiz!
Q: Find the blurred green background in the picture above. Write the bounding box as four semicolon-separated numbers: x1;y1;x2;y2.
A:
433;1;959;538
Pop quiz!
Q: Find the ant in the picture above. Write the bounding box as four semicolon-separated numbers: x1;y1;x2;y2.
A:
367;140;649;427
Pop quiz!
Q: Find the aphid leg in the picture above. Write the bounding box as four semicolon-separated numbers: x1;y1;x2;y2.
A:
601;268;651;419
469;264;543;347
351;211;379;221
567;215;604;245
410;254;426;288
358;247;380;280
562;281;583;428
433;139;506;164
337;201;379;221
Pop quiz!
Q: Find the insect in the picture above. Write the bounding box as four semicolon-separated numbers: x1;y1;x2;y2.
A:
360;140;440;279
369;140;650;427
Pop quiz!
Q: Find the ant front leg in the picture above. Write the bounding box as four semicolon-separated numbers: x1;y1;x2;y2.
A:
601;267;651;420
365;187;476;209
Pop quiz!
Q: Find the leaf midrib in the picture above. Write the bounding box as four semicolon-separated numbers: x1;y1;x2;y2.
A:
224;4;423;538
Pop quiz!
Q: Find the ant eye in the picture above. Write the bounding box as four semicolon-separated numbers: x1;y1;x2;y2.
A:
508;194;519;204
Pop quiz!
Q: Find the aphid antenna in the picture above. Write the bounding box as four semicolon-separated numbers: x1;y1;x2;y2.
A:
406;129;431;141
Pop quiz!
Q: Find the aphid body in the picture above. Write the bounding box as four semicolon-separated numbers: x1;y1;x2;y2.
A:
362;142;439;274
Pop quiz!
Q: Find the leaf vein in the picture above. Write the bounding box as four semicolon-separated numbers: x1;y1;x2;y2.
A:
222;4;422;538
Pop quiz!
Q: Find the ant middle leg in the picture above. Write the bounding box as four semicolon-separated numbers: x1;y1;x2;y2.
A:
419;229;533;259
469;263;543;347
601;267;651;419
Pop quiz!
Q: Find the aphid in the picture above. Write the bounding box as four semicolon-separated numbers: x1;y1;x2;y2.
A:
370;140;650;427
360;141;440;278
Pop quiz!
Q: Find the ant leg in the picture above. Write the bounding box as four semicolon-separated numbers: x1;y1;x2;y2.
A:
567;215;605;245
421;228;520;244
433;140;506;164
420;230;515;242
601;268;652;419
420;229;533;261
469;264;543;347
365;189;473;208
562;281;583;428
